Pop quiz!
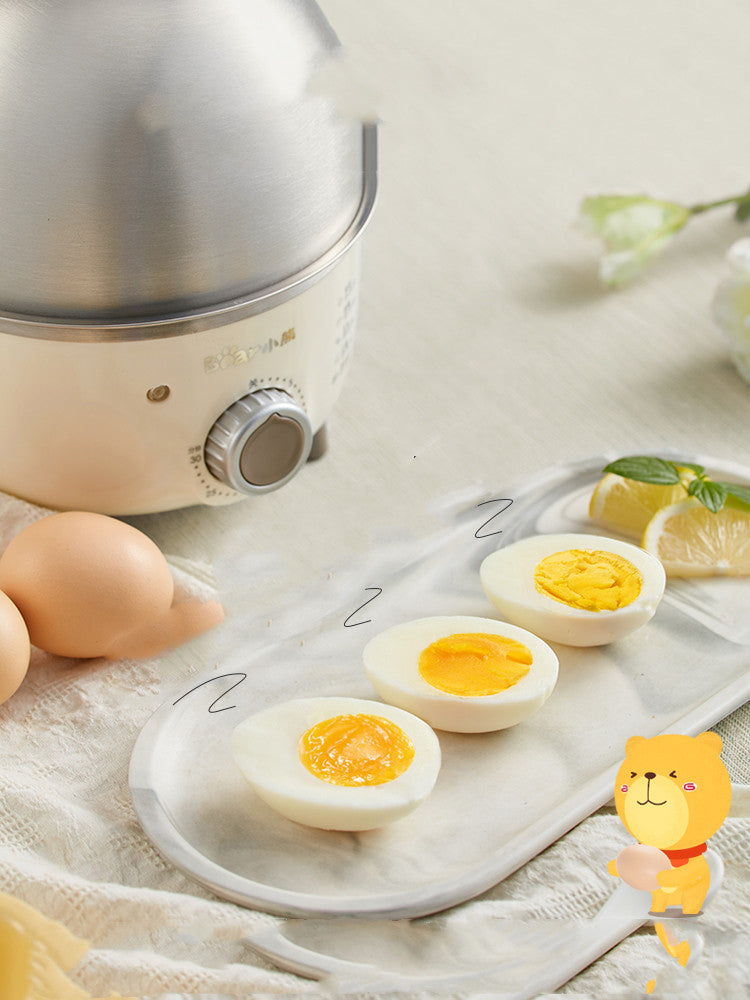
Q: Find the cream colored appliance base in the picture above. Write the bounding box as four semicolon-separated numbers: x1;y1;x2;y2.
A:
0;253;360;515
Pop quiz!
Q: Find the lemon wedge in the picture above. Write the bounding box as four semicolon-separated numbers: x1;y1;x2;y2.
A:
0;891;138;1000
642;497;750;577
589;472;687;539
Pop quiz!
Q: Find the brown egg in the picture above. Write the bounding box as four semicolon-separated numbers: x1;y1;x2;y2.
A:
0;590;31;704
0;512;174;658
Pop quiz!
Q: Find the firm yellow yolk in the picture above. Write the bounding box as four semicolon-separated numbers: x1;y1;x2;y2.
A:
534;548;642;612
299;713;415;786
418;632;532;697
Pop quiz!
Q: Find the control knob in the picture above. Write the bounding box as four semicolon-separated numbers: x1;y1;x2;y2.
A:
204;388;313;495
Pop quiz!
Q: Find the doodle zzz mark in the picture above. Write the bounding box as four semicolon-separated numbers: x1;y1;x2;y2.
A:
173;672;248;713
344;587;383;627
474;498;513;539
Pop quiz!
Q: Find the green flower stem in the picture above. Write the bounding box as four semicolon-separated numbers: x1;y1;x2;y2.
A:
689;191;750;215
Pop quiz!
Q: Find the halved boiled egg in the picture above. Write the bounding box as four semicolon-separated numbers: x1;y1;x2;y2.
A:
231;696;441;831
480;532;666;647
363;615;558;733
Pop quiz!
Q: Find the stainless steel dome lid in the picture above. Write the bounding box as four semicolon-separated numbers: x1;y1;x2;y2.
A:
0;0;371;323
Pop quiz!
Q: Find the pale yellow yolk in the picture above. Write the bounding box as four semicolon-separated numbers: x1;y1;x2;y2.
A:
418;632;532;697
534;548;642;612
299;713;415;786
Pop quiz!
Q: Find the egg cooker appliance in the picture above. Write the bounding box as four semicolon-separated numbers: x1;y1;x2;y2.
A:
0;0;376;515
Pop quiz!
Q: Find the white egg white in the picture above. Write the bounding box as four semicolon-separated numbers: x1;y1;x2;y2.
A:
479;532;666;647
363;615;559;733
231;696;441;831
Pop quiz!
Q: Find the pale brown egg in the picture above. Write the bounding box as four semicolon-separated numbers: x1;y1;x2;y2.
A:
0;512;175;658
0;590;31;704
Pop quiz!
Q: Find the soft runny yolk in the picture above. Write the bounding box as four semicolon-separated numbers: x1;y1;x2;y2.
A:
418;632;532;697
299;713;414;786
534;548;642;612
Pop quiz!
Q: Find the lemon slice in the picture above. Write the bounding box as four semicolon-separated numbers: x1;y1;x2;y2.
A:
589;473;687;539
642;497;750;577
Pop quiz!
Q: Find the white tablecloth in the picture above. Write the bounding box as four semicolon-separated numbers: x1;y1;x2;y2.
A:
3;1;750;997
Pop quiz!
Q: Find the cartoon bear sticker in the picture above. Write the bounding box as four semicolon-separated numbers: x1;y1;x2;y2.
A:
608;731;732;915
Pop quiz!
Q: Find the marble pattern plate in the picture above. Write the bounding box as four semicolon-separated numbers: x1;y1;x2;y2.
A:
129;455;750;918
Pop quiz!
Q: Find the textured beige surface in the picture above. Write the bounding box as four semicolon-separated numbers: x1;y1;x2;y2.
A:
135;1;750;559
131;0;750;772
2;1;750;997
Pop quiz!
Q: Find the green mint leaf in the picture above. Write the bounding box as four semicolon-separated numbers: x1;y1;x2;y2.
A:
677;462;705;476
687;478;727;513
603;455;682;485
715;481;750;510
736;196;750;223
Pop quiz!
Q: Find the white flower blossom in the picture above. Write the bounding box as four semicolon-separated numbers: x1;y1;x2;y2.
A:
579;194;691;286
712;237;750;384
